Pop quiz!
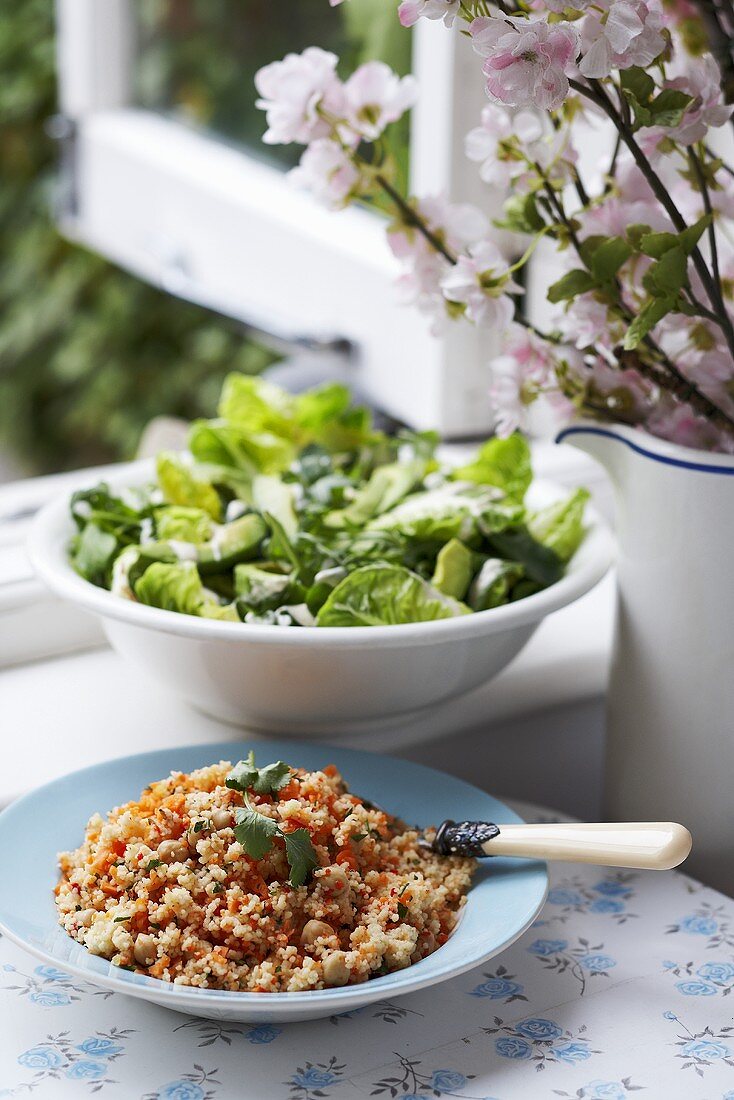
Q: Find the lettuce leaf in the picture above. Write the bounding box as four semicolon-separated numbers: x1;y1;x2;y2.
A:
133;559;238;620
156;453;222;519
368;484;520;544
316;563;470;627
452;434;532;502
325;458;427;529
468;558;525;611
528;488;590;563
188;419;296;478
134;561;207;615
155;506;213;544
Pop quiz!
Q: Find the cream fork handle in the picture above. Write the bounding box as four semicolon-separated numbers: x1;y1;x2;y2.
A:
483;822;692;870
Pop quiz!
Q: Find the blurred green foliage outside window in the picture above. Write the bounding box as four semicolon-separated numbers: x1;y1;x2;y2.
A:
0;0;410;476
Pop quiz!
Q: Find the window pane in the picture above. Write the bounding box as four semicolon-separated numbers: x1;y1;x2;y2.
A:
134;0;412;172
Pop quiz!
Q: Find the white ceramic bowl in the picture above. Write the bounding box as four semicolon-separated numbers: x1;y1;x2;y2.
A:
29;462;614;734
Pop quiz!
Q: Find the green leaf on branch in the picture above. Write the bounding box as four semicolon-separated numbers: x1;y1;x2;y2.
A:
590;237;632;283
647;89;694;128
547;269;596;303
620;67;655;105
638;231;679;259
642;246;688;296
496;193;545;234
639;215;711;260
620;67;692;129
625;224;653;249
623;298;673;348
680;215;712;253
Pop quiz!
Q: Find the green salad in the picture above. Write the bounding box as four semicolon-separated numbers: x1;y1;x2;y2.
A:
68;375;589;628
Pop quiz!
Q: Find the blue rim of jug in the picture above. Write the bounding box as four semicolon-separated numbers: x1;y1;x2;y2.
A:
556;426;734;476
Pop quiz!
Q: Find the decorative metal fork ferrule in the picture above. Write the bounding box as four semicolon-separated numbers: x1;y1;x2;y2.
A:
433;819;501;857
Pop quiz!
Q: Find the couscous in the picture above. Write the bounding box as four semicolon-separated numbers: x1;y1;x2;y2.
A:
55;756;475;992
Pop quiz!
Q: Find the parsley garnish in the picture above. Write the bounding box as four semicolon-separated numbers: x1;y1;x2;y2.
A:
192;820;206;833
146;859;162;871
212;883;224;894
226;752;292;795
227;753;318;887
351;831;368;842
397;902;409;920
283;829;320;888
113;915;130;923
233;804;280;860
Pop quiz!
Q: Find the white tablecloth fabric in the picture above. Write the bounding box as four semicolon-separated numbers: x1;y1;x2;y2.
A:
2;809;733;1100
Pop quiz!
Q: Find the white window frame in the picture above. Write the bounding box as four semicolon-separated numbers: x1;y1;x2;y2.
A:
55;0;500;436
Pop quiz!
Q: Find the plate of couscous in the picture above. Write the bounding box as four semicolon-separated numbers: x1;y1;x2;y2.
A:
0;741;547;1022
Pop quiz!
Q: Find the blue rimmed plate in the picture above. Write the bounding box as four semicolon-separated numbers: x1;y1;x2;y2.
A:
0;741;547;1022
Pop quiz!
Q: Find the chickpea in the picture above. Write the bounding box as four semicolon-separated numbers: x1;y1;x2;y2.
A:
211;808;232;831
322;951;350;987
133;934;157;967
323;865;349;892
300;919;333;946
157;839;189;864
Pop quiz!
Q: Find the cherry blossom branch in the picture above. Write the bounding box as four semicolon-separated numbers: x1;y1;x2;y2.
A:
535;162;734;437
616;346;734;435
688;144;723;304
569;76;734;363
373;172;458;264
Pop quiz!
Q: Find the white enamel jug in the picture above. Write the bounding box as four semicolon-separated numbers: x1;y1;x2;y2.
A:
558;423;734;895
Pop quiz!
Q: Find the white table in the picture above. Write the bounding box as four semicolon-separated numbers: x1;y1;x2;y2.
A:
2;801;733;1099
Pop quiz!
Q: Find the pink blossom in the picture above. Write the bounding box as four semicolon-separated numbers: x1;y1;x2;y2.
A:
501;322;557;382
343;61;417;141
398;0;459;28
465;105;516;186
289;140;363;209
488;324;562;435
664;56;733;145
388;195;489;330
471;15;580;112
489;353;527;436
579;0;665;79
255;48;344;145
440;240;519;329
587;359;652;418
388;194;489;262
559;293;624;351
465;106;576;188
647;397;731;451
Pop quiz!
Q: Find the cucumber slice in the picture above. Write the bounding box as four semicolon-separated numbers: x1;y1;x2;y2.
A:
196;513;268;574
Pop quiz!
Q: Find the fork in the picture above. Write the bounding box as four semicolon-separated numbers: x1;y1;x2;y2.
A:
420;819;692;870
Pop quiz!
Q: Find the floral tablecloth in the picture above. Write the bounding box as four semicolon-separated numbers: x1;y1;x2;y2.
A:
2;805;733;1100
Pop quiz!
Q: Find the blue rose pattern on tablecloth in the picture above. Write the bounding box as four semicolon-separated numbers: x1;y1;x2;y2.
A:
554;1080;643;1098
664;1011;734;1078
9;1028;134;1095
468;963;527;1003
527;936;617;994
542;874;638;925
142;1066;222;1100
485;1014;599;1070
667;904;734;950
663;957;734;997
371;1054;479;1097
3;819;734;1098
